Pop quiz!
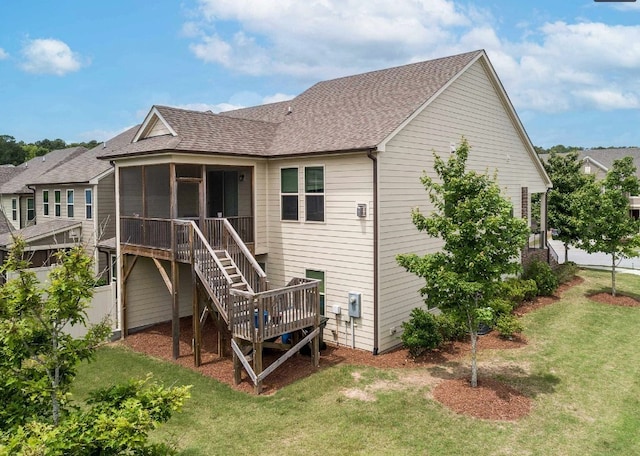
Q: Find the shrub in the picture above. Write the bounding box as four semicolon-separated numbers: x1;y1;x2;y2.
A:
435;312;468;342
495;314;524;339
401;308;443;356
554;261;579;284
500;278;538;304
487;298;513;320
523;260;559;296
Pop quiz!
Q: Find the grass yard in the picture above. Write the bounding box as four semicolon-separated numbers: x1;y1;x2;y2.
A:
73;269;640;455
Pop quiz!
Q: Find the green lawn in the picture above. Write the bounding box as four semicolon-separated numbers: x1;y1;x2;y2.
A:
74;269;640;455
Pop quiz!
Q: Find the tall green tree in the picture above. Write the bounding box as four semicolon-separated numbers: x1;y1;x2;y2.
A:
397;139;529;387
0;135;27;165
544;151;594;261
576;157;640;296
0;240;111;428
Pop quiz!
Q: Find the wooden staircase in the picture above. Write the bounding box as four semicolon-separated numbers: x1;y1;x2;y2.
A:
215;250;251;295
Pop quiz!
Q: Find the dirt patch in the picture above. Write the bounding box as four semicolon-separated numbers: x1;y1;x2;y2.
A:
433;377;532;421
588;292;640;307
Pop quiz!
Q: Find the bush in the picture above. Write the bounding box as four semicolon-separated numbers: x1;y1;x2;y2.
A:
499;278;538;304
435;312;468;342
523;260;559;296
554;261;579;284
495;314;524;339
401;308;443;356
487;298;513;320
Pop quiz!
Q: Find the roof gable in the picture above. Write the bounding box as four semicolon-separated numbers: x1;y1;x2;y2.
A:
133;106;177;142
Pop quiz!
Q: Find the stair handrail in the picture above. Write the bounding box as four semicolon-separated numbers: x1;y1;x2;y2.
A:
222;218;268;291
177;220;234;287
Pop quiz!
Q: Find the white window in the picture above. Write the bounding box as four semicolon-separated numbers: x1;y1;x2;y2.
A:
85;189;93;219
11;198;17;221
305;269;325;315
27;198;35;221
304;166;324;222
280;168;299;221
585;165;591;174
67;190;74;218
54;190;61;217
43;190;50;216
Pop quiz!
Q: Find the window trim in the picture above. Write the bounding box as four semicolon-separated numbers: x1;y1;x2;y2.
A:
305;269;326;316
85;188;93;220
304;165;325;223
43;190;50;216
26;197;35;221
280;166;299;221
66;189;74;218
54;190;61;217
11;198;17;221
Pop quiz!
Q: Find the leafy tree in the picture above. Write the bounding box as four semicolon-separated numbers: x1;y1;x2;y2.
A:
575;157;640;296
0;135;27;165
544;151;594;261
0;239;111;428
397;139;529;387
0;240;189;453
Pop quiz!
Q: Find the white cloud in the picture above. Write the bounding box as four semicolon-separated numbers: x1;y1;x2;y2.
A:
185;0;640;114
0;48;8;60
262;93;294;104
20;38;84;75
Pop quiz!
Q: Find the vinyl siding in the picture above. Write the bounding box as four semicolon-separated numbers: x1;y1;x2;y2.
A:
377;59;549;352
97;173;116;241
1;195;20;230
126;259;193;330
265;153;375;351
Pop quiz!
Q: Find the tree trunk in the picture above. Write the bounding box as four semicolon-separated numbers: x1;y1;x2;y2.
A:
52;332;60;426
466;307;478;388
611;254;617;297
564;243;569;263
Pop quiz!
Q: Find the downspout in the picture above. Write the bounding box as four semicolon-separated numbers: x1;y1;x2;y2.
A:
367;149;379;355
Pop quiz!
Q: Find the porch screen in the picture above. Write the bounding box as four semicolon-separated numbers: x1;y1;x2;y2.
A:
120;167;142;216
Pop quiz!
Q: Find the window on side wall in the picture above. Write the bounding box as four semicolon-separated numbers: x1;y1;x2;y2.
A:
281;167;298;221
305;269;325;315
54;190;61;217
43;190;49;216
67;190;74;218
11;198;17;221
85;189;93;219
305;166;324;222
27;198;35;221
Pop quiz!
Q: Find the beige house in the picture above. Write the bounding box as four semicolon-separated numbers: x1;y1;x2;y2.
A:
101;49;551;369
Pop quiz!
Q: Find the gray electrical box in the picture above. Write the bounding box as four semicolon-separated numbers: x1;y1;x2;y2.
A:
356;203;367;218
348;292;362;318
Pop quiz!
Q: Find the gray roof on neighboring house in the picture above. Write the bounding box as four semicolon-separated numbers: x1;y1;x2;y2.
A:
99;50;483;160
0;147;87;194
0;211;12;236
31;128;137;185
0;165;25;187
578;148;640;178
0;219;81;247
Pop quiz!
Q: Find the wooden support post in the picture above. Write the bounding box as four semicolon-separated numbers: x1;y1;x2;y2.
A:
232;337;242;385
216;312;224;357
121;255;128;337
171;259;180;360
312;287;320;368
254;341;263;394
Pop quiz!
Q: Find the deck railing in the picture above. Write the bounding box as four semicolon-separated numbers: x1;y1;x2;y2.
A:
229;278;320;343
120;217;172;250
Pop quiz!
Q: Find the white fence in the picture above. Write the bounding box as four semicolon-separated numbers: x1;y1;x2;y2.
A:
6;266;118;338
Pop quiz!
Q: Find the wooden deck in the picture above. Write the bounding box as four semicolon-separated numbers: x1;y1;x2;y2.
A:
119;216;321;393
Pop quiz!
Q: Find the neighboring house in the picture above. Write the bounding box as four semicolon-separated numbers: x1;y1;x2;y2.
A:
0;147;86;231
576;148;640;219
99;49;551;373
23;130;135;278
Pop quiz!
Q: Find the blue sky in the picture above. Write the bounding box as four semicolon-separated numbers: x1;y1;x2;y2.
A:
1;0;639;148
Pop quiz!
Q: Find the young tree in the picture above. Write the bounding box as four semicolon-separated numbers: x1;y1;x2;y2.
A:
544;150;594;261
0;239;111;428
575;157;640;296
397;139;529;387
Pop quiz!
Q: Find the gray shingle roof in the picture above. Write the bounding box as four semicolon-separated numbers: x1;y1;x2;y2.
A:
0;147;87;194
0;165;25;187
100;50;483;160
32;127;138;185
0;211;12;236
578;148;640;178
0;219;81;247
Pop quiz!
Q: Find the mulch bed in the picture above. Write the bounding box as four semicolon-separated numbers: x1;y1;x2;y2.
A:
588;292;640;307
119;274;584;420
